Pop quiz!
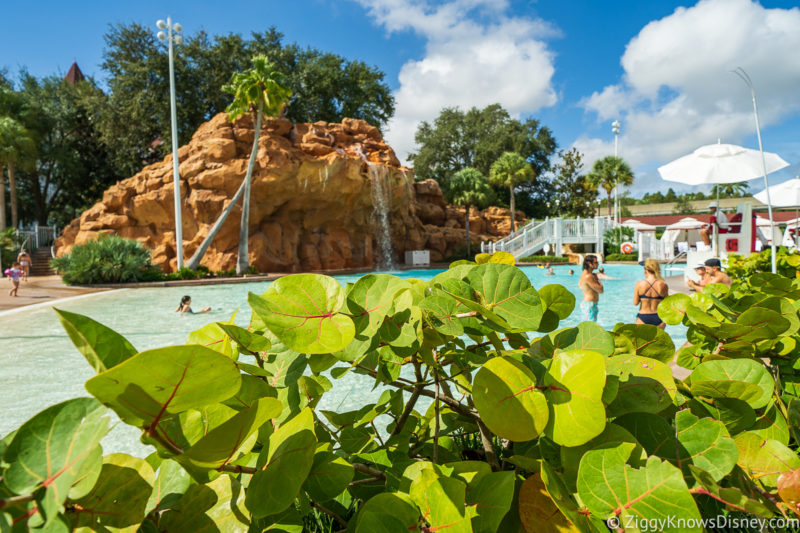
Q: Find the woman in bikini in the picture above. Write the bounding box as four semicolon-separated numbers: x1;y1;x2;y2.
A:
633;259;668;329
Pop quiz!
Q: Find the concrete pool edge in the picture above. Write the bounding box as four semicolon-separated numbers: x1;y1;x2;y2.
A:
0;288;128;318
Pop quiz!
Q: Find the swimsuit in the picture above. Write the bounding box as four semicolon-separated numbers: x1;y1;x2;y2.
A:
637;312;662;326
637;280;664;326
581;301;599;322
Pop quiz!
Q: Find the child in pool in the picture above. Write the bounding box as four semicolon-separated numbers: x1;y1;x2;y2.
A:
175;295;211;314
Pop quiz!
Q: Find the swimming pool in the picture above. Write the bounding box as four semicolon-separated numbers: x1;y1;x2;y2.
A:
0;264;686;455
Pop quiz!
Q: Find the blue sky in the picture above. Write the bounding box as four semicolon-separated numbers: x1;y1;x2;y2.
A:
2;0;800;197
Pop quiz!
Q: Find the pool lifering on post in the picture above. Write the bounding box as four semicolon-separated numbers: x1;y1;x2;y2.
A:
620;242;634;254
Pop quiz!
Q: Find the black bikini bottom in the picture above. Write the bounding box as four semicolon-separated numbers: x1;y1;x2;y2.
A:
637;312;663;326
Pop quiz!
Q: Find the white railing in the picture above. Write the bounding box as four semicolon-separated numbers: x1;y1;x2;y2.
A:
17;225;58;250
482;216;613;259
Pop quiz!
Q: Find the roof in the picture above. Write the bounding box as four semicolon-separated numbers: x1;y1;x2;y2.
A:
623;211;798;228
64;62;85;84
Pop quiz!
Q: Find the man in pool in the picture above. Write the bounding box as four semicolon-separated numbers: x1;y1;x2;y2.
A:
687;262;709;291
704;258;731;287
578;255;603;321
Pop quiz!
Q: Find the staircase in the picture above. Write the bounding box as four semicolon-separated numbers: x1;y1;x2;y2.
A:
482;216;612;259
29;247;56;277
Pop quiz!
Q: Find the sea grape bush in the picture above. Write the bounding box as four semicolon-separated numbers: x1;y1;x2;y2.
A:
2;251;800;532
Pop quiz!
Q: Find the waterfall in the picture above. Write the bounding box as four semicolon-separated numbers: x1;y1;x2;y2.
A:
368;163;394;270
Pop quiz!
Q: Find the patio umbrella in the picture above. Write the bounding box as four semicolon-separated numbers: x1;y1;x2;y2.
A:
754;177;800;247
658;141;789;270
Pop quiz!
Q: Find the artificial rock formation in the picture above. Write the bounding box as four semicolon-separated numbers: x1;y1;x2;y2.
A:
56;113;525;272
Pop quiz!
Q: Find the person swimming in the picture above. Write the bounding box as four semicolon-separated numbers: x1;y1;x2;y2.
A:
175;295;211;314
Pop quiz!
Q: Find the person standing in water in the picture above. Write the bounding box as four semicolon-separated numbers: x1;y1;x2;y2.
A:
578;255;603;322
633;259;669;329
175;295;211;314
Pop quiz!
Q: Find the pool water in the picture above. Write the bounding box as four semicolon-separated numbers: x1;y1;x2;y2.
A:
0;264;686;455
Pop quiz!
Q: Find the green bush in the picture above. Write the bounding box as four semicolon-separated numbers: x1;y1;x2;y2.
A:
518;254;570;263
0;228;24;269
603;226;634;255
726;247;800;280
50;234;160;284
5;252;799;531
604;253;638;262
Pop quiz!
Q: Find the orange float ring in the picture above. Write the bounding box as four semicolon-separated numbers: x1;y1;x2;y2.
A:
621;242;634;254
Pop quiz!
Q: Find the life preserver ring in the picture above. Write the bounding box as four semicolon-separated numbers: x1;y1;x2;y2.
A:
621;242;634;254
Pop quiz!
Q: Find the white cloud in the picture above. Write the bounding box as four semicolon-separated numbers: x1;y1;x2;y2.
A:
578;0;800;195
355;0;560;163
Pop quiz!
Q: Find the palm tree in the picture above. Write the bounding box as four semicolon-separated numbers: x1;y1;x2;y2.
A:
0;117;36;230
710;182;749;198
185;56;291;273
586;156;634;216
445;168;495;256
488;152;533;234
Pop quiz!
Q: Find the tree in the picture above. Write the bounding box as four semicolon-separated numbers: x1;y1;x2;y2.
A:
489;152;533;234
586;156;634;216
444;168;495;256
711;181;749;198
185;56;291;274
0;117;35;229
410;104;557;217
550;148;597;218
672;196;696;215
12;74;116;227
100;24;394;178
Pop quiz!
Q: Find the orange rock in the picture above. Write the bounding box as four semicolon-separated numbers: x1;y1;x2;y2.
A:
55;113;517;271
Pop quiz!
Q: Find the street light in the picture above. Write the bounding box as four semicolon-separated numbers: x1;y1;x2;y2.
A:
157;17;184;270
612;120;621;225
733;67;776;274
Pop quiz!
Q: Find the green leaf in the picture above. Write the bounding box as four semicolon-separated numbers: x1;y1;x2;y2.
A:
734;432;800;489
690;359;773;409
468;471;515;533
158;475;250;532
187;322;237;359
616;410;738;484
576;442;701;527
465;263;544;330
518;472;583;533
605;355;677;417
217;323;271;355
248;274;355;354
410;470;472;533
247;408;317;517
355;493;420;533
538;284;575;320
717;307;790;342
85;345;242;428
419;295;464;336
531;322;615;359
347;274;411;336
70;453;155;531
613;324;675;363
55;308;137;373
658;294;691;325
3;398;108;504
543;350;606;447
472;356;548;442
559;423;642;491
540;461;608;533
689;466;774;517
145;458;193;515
179;397;282;469
303;450;354;502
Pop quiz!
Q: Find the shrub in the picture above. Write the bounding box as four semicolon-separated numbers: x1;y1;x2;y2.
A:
518;254;570;263
603;225;634;255
0;228;24;269
6;253;799;531
726;247;800;280
604;253;638;262
50;234;160;284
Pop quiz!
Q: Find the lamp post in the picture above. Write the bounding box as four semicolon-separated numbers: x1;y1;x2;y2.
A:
157;17;184;270
733;68;776;274
612;120;621;225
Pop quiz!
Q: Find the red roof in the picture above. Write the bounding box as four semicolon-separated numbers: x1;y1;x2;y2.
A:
623;211;798;227
65;62;85;84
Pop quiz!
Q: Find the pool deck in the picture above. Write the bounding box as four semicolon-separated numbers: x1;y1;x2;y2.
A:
0;275;109;312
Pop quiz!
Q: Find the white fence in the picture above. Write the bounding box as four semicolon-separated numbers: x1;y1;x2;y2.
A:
481;217;614;259
17;225;58;250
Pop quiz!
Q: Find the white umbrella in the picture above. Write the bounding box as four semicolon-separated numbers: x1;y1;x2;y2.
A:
622;219;656;232
754;177;800;247
665;217;706;230
657;143;789;185
658;141;789;272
